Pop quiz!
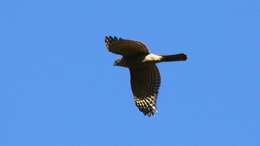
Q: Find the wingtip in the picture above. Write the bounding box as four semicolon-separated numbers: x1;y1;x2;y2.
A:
144;108;157;117
105;36;124;49
105;35;117;39
105;36;116;48
135;97;158;117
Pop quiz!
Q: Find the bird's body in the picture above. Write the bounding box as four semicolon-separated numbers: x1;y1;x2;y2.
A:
113;54;160;67
105;36;187;116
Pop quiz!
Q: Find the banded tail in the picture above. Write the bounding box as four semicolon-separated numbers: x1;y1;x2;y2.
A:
160;53;187;62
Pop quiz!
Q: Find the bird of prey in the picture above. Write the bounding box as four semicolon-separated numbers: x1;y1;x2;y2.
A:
105;36;187;116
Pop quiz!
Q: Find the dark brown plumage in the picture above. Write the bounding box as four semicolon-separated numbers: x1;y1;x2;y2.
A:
130;64;160;116
105;36;187;116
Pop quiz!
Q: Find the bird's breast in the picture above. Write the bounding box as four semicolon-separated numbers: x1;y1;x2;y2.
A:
122;55;146;67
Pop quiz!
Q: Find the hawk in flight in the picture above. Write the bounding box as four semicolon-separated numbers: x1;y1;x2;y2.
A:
105;36;187;116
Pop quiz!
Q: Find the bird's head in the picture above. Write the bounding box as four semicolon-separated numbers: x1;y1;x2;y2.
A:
113;58;127;67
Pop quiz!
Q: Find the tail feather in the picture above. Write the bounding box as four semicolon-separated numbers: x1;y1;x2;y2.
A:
160;53;187;62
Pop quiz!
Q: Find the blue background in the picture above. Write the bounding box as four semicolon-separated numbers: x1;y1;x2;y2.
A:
1;0;259;146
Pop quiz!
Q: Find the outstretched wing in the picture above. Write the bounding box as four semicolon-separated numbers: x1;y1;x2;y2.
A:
129;64;161;116
105;36;149;57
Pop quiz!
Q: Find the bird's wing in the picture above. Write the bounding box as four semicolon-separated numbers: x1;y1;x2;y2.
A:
105;36;149;57
129;64;161;116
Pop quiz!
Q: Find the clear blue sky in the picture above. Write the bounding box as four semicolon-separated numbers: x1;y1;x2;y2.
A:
1;0;259;146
